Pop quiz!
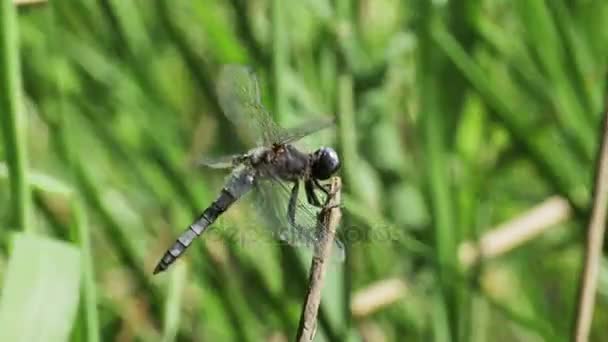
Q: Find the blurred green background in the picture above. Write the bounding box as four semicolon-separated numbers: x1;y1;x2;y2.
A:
1;0;607;341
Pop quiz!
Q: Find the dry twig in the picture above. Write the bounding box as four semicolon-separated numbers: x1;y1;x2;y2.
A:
351;278;408;318
296;177;342;342
459;196;572;267
573;111;608;342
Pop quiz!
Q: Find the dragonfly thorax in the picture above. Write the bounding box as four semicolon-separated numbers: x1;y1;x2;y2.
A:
249;144;310;182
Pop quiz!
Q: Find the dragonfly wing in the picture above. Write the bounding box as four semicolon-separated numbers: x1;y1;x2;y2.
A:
197;154;243;169
277;116;335;145
252;177;293;241
216;65;284;146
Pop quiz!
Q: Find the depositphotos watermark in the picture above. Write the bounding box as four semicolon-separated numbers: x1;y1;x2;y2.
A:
200;222;408;247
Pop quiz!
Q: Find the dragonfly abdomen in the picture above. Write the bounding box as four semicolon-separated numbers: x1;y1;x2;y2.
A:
153;171;255;274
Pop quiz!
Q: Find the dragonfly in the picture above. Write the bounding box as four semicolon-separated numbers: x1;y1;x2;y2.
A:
153;65;342;274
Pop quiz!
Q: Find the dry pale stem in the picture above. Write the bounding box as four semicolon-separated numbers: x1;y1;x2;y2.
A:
459;196;572;267
574;111;608;342
351;278;408;318
296;177;342;342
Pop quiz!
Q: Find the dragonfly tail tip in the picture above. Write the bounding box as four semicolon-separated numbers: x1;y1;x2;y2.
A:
153;263;166;275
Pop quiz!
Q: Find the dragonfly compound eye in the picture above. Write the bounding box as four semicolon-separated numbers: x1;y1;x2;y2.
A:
312;147;341;180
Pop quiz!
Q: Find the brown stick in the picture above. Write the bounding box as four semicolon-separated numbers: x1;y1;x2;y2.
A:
296;177;342;342
459;196;572;267
351;278;408;318
573;110;608;342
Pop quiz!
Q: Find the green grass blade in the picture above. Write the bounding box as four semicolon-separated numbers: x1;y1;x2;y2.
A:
415;4;458;338
162;262;187;342
0;0;31;233
70;201;99;342
548;0;603;116
0;234;81;342
272;0;288;124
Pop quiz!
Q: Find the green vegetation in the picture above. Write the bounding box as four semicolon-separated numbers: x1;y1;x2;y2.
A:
0;0;607;341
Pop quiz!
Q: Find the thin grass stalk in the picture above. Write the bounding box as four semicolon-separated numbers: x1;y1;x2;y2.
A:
336;74;360;195
272;0;287;124
334;1;363;339
161;263;187;342
417;35;459;271
0;0;32;233
334;13;355;342
573;106;608;342
70;200;100;342
414;4;458;340
334;0;358;195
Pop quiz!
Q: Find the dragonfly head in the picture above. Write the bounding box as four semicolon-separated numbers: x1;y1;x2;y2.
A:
311;147;341;180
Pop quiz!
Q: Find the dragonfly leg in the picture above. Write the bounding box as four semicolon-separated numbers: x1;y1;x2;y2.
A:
288;181;318;246
305;179;323;208
313;178;333;205
287;181;300;228
313;178;345;211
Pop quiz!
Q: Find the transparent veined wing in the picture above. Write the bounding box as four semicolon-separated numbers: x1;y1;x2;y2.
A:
197;154;243;169
276;116;335;145
216;65;283;146
252;165;345;261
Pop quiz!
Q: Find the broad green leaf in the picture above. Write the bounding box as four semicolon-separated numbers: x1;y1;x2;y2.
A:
0;233;81;342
